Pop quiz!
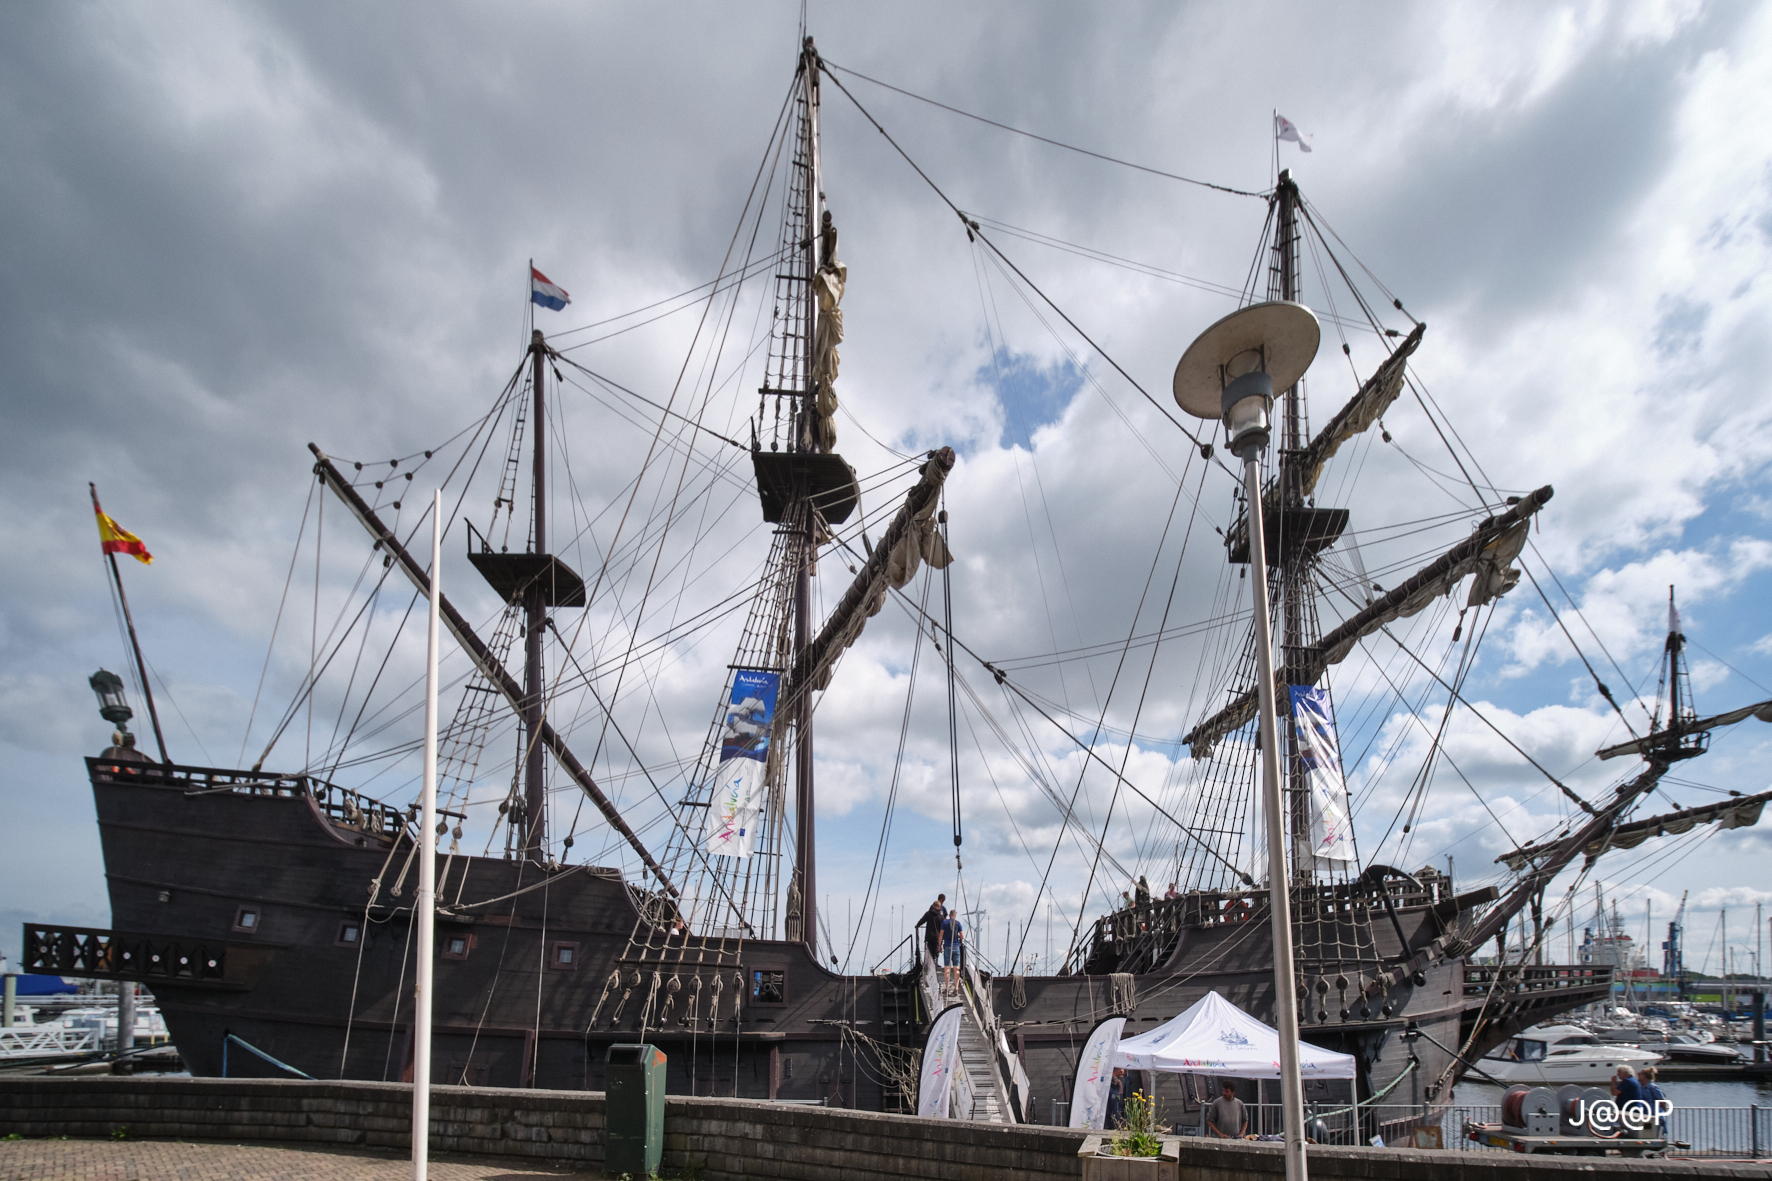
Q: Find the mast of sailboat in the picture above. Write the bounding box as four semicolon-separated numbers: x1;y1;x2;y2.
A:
791;35;824;956
524;327;548;860
89;483;170;764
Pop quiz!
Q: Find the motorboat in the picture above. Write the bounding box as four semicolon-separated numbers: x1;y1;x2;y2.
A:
1481;1024;1664;1084
1598;1029;1746;1064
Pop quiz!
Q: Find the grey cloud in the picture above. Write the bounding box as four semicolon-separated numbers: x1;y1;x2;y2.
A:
4;0;1772;968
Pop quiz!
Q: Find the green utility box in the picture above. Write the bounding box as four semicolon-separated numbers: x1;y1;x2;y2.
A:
606;1043;666;1176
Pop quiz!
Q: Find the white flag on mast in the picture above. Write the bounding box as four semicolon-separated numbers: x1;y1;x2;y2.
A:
1275;114;1313;153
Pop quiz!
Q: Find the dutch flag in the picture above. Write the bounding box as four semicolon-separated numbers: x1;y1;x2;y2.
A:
530;266;570;312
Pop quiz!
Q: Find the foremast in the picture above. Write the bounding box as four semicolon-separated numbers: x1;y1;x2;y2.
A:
1272;172;1316;876
522;329;548;860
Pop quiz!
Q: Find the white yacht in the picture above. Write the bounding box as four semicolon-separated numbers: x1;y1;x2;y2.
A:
1481;1024;1664;1084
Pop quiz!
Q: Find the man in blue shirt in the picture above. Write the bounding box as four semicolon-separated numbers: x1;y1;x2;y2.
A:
1612;1065;1648;1137
940;911;965;995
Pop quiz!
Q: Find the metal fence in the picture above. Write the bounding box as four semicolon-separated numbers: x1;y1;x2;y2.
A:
1192;1102;1772;1157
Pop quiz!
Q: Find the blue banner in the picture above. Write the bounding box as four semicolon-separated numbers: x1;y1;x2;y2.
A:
1289;684;1355;864
703;669;781;859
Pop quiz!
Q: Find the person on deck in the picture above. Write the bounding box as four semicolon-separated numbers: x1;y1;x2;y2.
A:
914;896;946;969
1164;881;1180;901
1107;1067;1127;1129
940;909;965;994
1207;1080;1248;1138
1136;876;1151;908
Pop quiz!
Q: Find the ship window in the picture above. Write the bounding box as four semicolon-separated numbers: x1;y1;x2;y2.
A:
1517;1039;1547;1062
336;922;361;947
232;906;260;933
550;941;579;970
751;969;785;1005
441;931;473;960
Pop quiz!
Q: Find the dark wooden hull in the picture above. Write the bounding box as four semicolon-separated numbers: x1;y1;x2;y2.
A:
70;756;1608;1118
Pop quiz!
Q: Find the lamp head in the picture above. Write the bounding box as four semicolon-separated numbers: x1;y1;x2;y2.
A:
88;669;133;729
1172;301;1321;459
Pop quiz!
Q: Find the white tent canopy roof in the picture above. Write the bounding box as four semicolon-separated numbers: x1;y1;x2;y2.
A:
1112;991;1356;1080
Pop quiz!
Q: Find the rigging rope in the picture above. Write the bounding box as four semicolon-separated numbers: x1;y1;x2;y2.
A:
820;59;1267;199
817;64;1228;467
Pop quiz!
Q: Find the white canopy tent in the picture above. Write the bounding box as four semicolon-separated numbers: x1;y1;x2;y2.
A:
1112;991;1356;1079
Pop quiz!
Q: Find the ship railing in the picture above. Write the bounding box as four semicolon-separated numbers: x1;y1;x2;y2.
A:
1074;876;1460;974
88;758;412;841
871;932;915;975
1463;963;1613;996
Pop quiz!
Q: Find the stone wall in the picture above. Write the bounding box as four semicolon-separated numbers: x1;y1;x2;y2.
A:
3;1078;1767;1179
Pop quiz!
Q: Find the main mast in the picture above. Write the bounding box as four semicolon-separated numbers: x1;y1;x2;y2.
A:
791;35;823;955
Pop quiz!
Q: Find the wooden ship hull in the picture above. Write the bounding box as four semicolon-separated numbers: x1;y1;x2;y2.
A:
25;753;1609;1116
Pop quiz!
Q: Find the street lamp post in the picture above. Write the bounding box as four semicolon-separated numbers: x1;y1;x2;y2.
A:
1174;301;1321;1181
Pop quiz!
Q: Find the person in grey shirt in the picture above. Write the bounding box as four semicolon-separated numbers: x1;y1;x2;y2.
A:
1207;1081;1248;1138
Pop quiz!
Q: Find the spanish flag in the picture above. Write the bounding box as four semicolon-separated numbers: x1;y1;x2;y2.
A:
95;503;153;565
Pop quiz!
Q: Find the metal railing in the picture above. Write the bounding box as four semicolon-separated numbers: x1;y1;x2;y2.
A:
1199;1102;1772;1157
0;1025;104;1062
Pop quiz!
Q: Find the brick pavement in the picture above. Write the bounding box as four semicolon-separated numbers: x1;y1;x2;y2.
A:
0;1139;614;1180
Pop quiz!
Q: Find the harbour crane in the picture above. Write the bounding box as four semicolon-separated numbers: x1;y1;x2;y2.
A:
1663;889;1689;1001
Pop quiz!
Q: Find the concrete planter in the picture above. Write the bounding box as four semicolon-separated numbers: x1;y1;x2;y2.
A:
1076;1134;1181;1180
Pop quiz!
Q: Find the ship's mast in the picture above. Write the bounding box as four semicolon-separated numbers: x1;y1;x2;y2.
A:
524;328;548;859
1666;586;1693;733
791;35;823;955
1271;169;1314;877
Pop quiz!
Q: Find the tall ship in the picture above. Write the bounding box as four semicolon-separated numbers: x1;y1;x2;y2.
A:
30;38;1772;1124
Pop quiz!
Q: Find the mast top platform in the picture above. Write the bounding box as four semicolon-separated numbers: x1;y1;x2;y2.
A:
1173;301;1320;419
753;451;859;525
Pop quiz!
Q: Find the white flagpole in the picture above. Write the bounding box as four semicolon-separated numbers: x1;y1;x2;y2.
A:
412;490;442;1181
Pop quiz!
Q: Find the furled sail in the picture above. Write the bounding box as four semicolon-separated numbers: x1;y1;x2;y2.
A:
785;447;956;698
807;212;845;453
1497;788;1772;871
1185;485;1553;757
1594;697;1772;761
1296;323;1425;498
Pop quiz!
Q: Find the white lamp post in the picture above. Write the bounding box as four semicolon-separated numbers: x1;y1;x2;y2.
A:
412;490;442;1180
1174;301;1321;1181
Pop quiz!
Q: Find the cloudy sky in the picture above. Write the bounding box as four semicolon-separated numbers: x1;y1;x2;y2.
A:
4;0;1771;983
